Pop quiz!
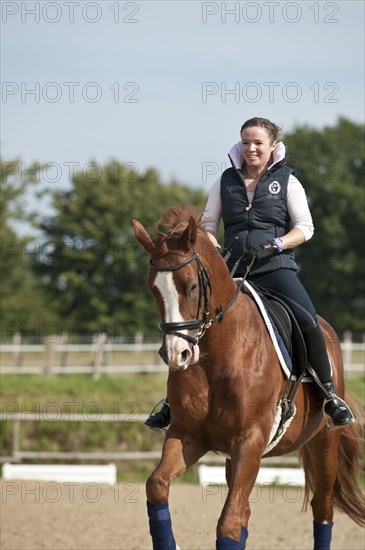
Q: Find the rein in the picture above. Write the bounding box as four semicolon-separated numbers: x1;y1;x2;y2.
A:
149;247;255;346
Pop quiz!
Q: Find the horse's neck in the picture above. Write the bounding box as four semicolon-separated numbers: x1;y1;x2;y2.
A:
198;240;253;352
198;237;238;306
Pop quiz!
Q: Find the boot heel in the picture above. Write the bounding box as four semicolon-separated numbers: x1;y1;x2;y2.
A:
323;396;355;430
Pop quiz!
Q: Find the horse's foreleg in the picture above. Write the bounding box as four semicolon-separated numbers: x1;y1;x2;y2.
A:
146;437;184;550
216;437;264;550
146;435;205;550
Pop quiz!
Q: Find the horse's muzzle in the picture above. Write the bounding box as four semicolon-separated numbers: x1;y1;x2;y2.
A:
168;343;200;371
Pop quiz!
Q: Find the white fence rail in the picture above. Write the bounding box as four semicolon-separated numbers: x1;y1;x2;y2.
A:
1;339;364;377
0;342;166;377
2;463;117;484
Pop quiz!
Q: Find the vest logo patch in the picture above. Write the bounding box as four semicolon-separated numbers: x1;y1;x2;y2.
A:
268;181;281;195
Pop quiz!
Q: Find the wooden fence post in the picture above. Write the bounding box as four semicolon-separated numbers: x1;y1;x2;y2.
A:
13;332;23;372
60;332;68;374
105;337;113;375
343;330;352;370
12;419;20;459
43;339;54;378
93;333;107;380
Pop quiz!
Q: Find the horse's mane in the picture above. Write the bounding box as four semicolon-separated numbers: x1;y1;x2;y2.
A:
151;204;205;259
154;204;203;236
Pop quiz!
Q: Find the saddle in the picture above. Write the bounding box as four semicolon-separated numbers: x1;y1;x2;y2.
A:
245;283;308;377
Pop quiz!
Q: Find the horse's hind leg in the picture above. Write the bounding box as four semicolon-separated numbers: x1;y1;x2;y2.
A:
301;427;341;550
146;435;206;550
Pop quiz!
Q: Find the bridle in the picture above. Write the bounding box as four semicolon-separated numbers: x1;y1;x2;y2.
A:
149;247;249;346
150;248;211;345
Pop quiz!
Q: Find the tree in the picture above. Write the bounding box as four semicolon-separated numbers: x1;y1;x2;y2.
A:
33;161;207;339
284;117;365;333
0;158;57;341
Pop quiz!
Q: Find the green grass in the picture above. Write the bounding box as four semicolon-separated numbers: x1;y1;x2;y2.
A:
346;376;365;404
0;373;167;412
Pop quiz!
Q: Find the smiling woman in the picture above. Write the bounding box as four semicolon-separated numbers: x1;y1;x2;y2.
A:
202;116;353;429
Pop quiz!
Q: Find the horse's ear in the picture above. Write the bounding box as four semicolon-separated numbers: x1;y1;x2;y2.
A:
181;216;197;251
132;220;155;254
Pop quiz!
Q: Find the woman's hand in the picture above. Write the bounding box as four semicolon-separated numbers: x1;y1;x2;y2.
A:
245;239;283;262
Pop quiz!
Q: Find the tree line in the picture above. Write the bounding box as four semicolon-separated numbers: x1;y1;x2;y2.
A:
1;117;364;342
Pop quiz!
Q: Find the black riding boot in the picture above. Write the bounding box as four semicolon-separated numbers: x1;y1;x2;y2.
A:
303;323;354;427
145;398;171;429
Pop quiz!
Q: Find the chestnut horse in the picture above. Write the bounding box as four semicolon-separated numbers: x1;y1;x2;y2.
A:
132;205;364;550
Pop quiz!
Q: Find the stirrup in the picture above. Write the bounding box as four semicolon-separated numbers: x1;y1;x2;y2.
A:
322;396;355;431
145;398;169;435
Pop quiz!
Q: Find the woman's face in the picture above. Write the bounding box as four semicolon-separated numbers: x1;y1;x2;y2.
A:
241;126;276;171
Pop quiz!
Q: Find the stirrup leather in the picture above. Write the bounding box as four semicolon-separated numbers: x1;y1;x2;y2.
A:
145;398;169;435
322;395;355;430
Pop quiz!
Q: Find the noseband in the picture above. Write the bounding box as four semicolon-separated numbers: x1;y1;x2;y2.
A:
149;247;247;346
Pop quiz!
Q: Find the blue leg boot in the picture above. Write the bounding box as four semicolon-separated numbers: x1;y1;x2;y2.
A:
147;501;176;550
313;521;333;550
216;527;248;549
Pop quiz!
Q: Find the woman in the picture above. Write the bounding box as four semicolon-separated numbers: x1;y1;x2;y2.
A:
146;117;353;429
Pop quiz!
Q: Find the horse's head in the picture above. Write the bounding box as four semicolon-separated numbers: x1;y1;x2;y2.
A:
132;207;214;371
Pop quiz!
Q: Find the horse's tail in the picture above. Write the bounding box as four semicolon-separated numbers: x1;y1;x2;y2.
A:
300;391;365;527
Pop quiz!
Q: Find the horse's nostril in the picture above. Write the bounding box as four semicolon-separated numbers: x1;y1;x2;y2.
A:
181;350;190;362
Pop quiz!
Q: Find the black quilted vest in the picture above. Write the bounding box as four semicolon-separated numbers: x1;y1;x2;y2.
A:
221;161;298;275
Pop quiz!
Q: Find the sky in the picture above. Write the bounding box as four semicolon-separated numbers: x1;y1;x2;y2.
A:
1;0;364;198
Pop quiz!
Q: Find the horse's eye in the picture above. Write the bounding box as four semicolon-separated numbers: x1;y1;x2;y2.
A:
189;283;198;294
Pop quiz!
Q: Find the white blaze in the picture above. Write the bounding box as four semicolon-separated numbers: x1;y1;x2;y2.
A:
154;271;183;325
153;271;199;369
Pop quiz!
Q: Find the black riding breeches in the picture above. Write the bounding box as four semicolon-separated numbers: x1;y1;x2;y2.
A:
248;268;318;333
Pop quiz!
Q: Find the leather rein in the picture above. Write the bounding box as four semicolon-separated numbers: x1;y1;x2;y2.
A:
149;247;252;346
